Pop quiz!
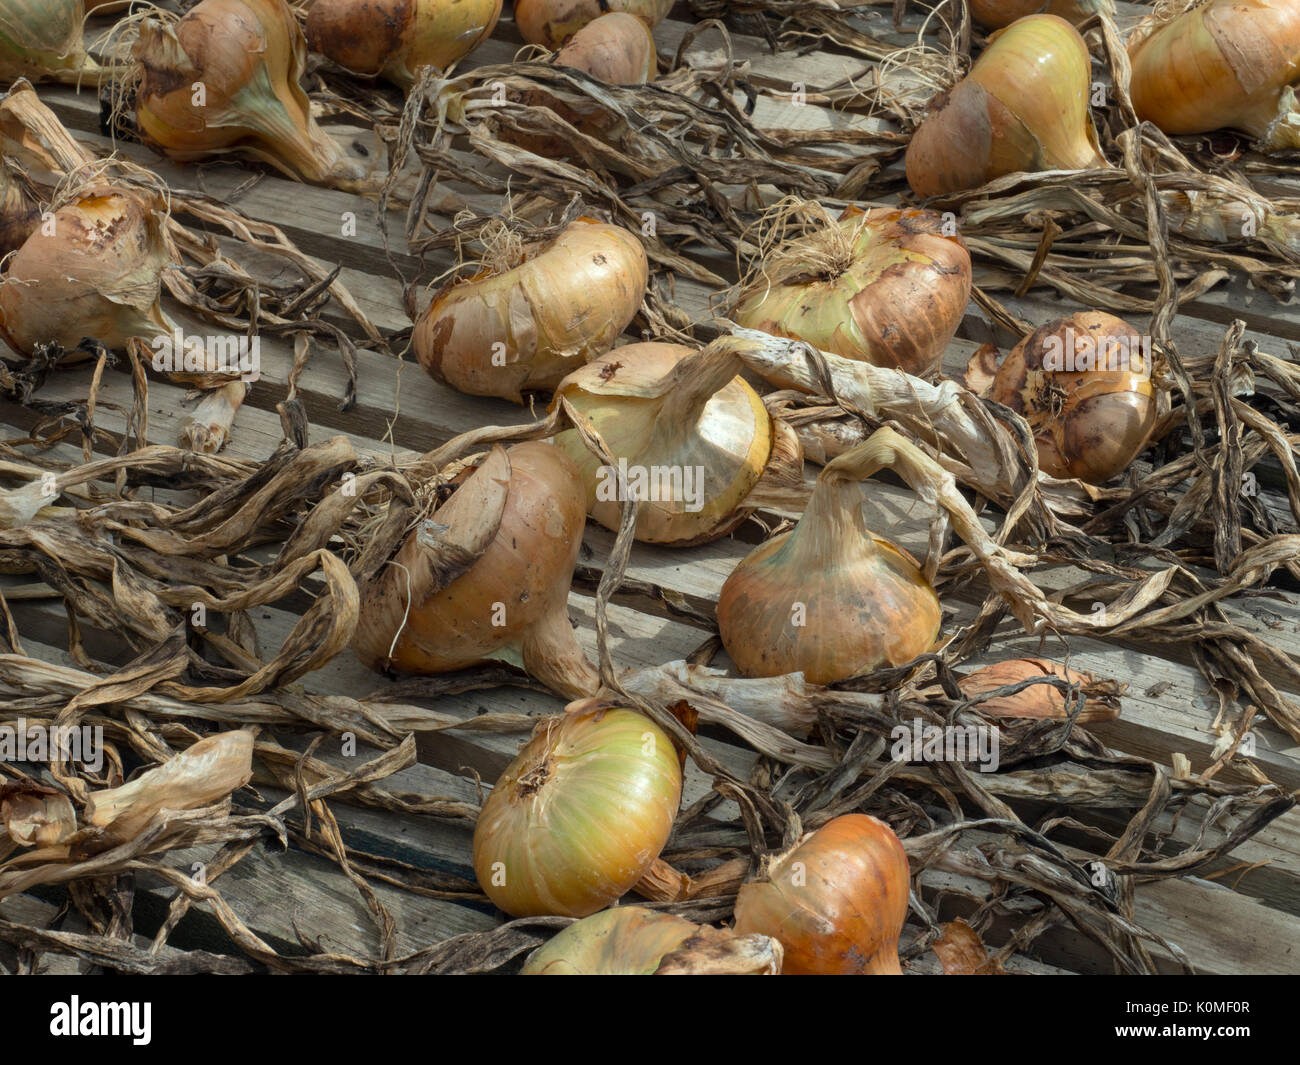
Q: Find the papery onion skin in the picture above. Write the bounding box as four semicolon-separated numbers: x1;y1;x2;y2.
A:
969;0;1113;30
906;14;1106;199
305;0;502;88
474;702;683;918
1129;0;1300;148
514;0;671;49
989;311;1157;484
413;219;648;402
352;441;598;697
734;814;911;975
734;206;971;376
554;11;657;83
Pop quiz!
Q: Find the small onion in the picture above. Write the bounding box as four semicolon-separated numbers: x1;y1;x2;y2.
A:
352;441;599;698
1129;0;1300;151
906;14;1106;199
551;340;804;546
473;700;683;917
0;0;104;85
985;311;1158;484
969;0;1113;30
554;11;657;83
717;435;941;684
522;906;783;974
734;204;972;376
734;814;911;975
959;657;1121;721
514;0;671;49
413;218;649;402
133;0;369;191
305;0;502;89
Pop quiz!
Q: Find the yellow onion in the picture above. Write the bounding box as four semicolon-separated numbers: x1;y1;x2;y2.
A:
352;441;600;698
734;814;911;975
0;185;178;362
985;311;1157;483
522;906;783;974
969;0;1113;30
717;433;941;684
473;700;683;917
958;657;1121;721
305;0;502;88
514;0;671;49
554;11;657;83
413;219;648;402
0;0;105;85
551;341;803;546
1129;0;1300;151
906;14;1106;199
734;204;972;376
133;0;369;191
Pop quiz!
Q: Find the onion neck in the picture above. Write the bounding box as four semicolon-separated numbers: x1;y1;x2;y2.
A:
655;340;746;428
1252;85;1300;152
519;606;601;700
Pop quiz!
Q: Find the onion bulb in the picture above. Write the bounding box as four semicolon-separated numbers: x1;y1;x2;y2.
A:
352;441;600;698
984;311;1158;484
0;0;106;85
413;219;648;402
551;340;804;546
958;657;1120;721
734;814;911;975
969;0;1113;30
132;0;369;191
305;0;502;88
906;14;1106;199
1129;0;1300;151
554;11;657;83
0;185;178;362
734;204;972;376
514;0;671;49
522;906;783;974
717;435;941;684
473;699;683;917
0;162;37;256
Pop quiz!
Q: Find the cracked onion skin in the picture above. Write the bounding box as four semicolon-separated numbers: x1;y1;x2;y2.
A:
734;814;911;975
1129;0;1300;149
989;311;1157;484
734;206;971;376
305;0;502;88
473;701;683;918
514;0;671;49
413;219;649;402
905;14;1106;199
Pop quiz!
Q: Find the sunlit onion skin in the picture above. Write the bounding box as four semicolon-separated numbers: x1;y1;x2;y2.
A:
1129;0;1300;150
522;905;783;974
717;437;941;684
734;206;972;376
133;0;369;191
352;441;599;697
413;219;648;402
906;14;1106;199
514;0;671;49
988;311;1157;484
552;341;802;546
969;0;1113;30
734;814;911;975
305;0;502;88
0;186;176;361
473;701;683;917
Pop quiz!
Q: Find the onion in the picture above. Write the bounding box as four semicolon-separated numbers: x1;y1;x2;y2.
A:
132;0;369;191
0;0;105;85
551;340;804;546
554;11;657;83
352;441;600;698
514;0;671;49
473;699;683;917
522;905;783;974
305;0;502;88
905;14;1106;199
413;218;648;402
734;203;972;376
983;311;1158;484
1129;0;1300;151
0;163;37;256
969;0;1113;30
0;184;178;362
958;657;1121;721
716;435;942;684
734;814;911;975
